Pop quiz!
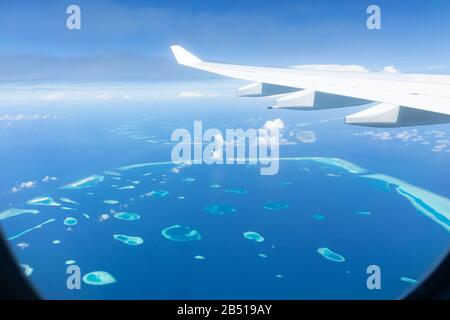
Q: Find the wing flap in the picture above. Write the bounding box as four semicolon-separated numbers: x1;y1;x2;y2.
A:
346;103;450;127
345;103;401;126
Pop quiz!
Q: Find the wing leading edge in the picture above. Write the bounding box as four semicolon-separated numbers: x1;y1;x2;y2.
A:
171;45;450;127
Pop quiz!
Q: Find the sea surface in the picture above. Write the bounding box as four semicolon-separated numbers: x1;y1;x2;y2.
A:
1;101;449;299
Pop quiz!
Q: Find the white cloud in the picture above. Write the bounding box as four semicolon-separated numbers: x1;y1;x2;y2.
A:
177;90;204;98
395;130;418;141
254;118;286;146
383;66;399;74
98;214;110;222
431;144;448;152
12;181;37;193
0;81;234;106
375;132;393;141
430;130;446;138
0;114;59;121
354;130;393;141
257;135;280;146
354;128;450;153
427;65;448;70
262;118;285;131
96;93;113;100
290;64;369;73
430;138;450;152
213;133;225;144
176;90;218;98
296;130;316;144
37;92;72;101
42;176;58;182
211;149;223;160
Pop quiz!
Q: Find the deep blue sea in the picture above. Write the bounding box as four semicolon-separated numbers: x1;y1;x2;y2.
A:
1;100;449;299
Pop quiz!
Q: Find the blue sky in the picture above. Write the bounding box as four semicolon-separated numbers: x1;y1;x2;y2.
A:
0;0;449;104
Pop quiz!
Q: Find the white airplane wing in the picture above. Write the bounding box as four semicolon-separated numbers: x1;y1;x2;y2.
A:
171;45;450;127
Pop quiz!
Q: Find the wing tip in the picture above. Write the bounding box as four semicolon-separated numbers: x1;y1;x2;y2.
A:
170;45;202;66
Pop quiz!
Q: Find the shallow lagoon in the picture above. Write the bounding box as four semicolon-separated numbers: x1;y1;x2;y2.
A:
27;197;60;207
147;190;169;198
317;247;346;262
63;217;78;226
204;204;236;215
113;234;144;246
104;200;119;205
114;212;141;221
62;175;104;189
60;198;79;205
162;225;202;242
243;231;264;242
0;208;39;221
263;201;290;211
312;214;326;221
82;271;116;286
7;219;55;241
400;277;418;285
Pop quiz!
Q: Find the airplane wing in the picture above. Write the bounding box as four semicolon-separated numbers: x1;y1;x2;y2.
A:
171;45;450;127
